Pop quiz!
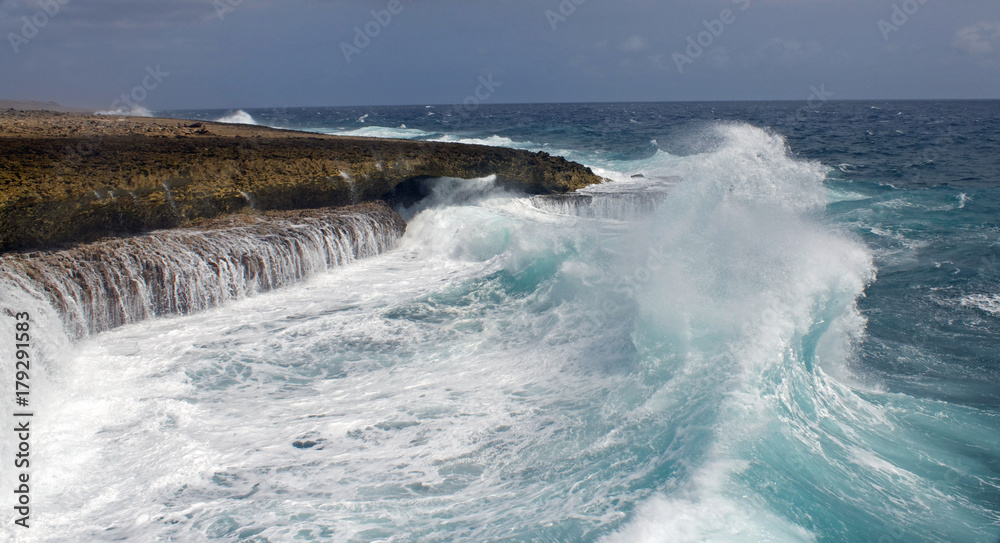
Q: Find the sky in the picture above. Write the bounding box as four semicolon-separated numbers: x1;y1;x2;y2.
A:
1;0;999;110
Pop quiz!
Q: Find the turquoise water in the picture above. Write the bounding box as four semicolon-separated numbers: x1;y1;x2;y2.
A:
2;102;998;541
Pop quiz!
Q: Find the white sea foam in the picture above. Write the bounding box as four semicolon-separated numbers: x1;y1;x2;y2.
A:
14;177;641;540
328;125;434;140
95;105;154;117
960;294;1000;315
957;192;970;209
213;109;257;125
429;133;538;150
600;466;818;543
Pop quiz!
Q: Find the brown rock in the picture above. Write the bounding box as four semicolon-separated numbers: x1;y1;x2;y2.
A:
0;110;606;253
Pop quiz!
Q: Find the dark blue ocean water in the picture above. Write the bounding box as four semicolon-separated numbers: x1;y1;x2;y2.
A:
13;102;996;542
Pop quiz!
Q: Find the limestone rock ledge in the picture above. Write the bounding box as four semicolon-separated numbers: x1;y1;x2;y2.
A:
0;110;605;252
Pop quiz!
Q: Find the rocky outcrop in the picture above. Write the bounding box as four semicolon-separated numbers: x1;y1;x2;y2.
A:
0;110;605;252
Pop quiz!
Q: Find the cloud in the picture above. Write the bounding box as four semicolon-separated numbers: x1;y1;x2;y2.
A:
618;35;647;52
0;0;255;28
953;21;1000;56
760;38;822;65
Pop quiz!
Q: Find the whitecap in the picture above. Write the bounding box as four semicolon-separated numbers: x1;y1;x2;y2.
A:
960;294;1000;316
213;110;257;125
95;105;153;117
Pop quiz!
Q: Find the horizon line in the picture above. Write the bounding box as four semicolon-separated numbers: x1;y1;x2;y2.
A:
154;97;1000;112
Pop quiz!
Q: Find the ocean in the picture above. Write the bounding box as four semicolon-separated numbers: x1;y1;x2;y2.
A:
2;101;999;541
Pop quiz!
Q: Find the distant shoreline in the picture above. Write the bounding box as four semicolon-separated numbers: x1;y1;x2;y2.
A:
0;100;94;113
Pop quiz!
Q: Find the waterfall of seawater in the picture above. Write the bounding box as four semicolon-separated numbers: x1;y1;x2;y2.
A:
0;203;406;339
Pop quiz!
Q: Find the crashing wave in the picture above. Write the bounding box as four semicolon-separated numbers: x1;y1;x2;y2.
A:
213;109;257;125
95;105;154;117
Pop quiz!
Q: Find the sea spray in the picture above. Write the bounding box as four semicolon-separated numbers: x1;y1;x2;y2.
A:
596;124;873;541
602;124;998;542
213;109;257;125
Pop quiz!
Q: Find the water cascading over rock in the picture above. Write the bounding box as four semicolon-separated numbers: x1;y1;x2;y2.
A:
0;202;405;338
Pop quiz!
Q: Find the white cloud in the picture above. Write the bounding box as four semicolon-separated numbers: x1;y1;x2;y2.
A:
953;21;1000;56
760;38;822;65
618;35;647;53
708;46;732;70
0;0;278;28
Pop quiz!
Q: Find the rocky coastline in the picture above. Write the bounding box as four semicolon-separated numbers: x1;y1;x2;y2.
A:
0;109;605;253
